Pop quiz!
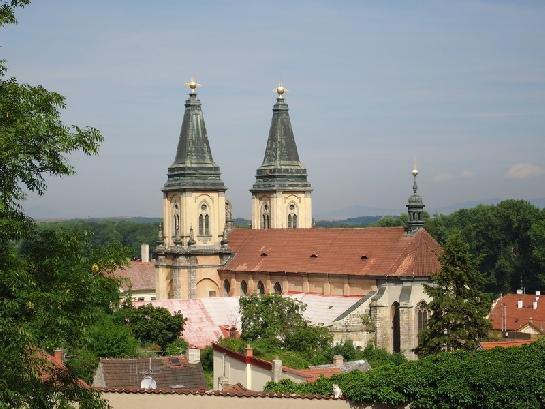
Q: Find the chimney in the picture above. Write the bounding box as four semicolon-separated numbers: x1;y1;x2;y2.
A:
536;290;541;296
517;300;523;309
533;301;538;310
141;244;150;263
186;348;200;364
53;348;64;364
333;354;344;368
245;344;253;360
516;289;523;295
272;358;282;383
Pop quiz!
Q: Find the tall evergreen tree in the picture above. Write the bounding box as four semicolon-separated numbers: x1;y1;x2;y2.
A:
416;230;491;356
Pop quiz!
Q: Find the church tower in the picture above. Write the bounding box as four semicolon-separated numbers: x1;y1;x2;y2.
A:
406;166;425;234
251;83;312;229
155;78;231;299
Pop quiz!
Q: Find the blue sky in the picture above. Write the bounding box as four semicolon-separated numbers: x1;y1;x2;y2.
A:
3;0;545;218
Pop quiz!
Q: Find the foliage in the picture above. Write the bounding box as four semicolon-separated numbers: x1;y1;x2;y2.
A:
416;231;491;356
39;218;160;259
200;346;213;372
315;216;381;227
266;339;545;409
85;314;139;359
425;200;545;294
164;338;188;356
114;304;185;351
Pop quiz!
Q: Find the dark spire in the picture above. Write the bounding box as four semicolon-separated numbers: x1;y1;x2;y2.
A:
251;83;312;193
406;167;425;234
163;78;226;192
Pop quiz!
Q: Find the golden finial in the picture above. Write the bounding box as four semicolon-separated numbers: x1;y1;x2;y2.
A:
185;76;201;94
412;158;418;177
274;81;287;99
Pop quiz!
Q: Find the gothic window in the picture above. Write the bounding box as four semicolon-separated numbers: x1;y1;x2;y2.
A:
223;279;231;296
287;203;298;228
199;203;210;236
391;302;401;353
261;203;271;229
273;282;282;294
416;301;428;337
240;280;248;296
257;281;265;295
172;203;180;237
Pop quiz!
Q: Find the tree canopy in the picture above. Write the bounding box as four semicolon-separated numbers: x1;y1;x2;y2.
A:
416;231;491;356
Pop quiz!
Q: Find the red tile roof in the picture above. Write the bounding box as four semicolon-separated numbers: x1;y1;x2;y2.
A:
480;339;535;350
94;356;206;390
96;387;341;399
489;293;545;332
114;261;155;291
282;367;341;382
222;227;441;278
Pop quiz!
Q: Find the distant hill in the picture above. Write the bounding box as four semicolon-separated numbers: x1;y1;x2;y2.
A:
314;216;382;227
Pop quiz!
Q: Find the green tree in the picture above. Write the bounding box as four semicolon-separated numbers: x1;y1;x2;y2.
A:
115;304;185;351
0;2;121;406
416;231;491;356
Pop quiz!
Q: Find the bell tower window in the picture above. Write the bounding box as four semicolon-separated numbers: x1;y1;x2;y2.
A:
287;203;298;228
261;202;271;229
199;203;210;236
172;202;180;238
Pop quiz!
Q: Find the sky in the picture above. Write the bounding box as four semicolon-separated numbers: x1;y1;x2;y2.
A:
2;0;545;219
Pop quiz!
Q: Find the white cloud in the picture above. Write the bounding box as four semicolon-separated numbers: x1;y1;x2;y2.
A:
433;170;473;183
506;163;545;179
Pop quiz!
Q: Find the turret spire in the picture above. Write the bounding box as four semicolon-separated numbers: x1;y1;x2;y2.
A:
163;78;226;192
407;164;425;234
251;82;312;192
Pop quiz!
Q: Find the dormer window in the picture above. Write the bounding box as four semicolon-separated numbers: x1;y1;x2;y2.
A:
361;255;368;260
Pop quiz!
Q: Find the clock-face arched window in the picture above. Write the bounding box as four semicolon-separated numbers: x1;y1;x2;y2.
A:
198;203;210;236
287;203;298;229
261;202;271;229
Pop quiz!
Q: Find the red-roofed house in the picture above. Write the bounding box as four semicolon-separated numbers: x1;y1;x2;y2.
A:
211;343;368;391
489;292;545;338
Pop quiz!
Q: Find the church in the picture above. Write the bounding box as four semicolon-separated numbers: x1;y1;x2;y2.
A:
153;79;441;357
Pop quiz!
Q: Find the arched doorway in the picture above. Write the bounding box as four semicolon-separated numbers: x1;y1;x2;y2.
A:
391;302;400;353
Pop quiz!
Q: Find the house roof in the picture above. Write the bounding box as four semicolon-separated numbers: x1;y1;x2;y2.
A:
93;356;206;390
114;261;155;292
222;227;441;278
136;294;361;348
479;339;535;350
489;293;545;333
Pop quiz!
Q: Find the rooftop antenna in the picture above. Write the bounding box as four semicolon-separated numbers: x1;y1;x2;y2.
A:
139;357;160;390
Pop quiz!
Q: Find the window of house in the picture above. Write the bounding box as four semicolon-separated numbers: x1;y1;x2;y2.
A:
257;281;265;294
199;203;210;236
241;280;248;296
208;290;216;297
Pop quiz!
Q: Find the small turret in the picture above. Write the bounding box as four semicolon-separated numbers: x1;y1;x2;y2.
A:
406;166;425;234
